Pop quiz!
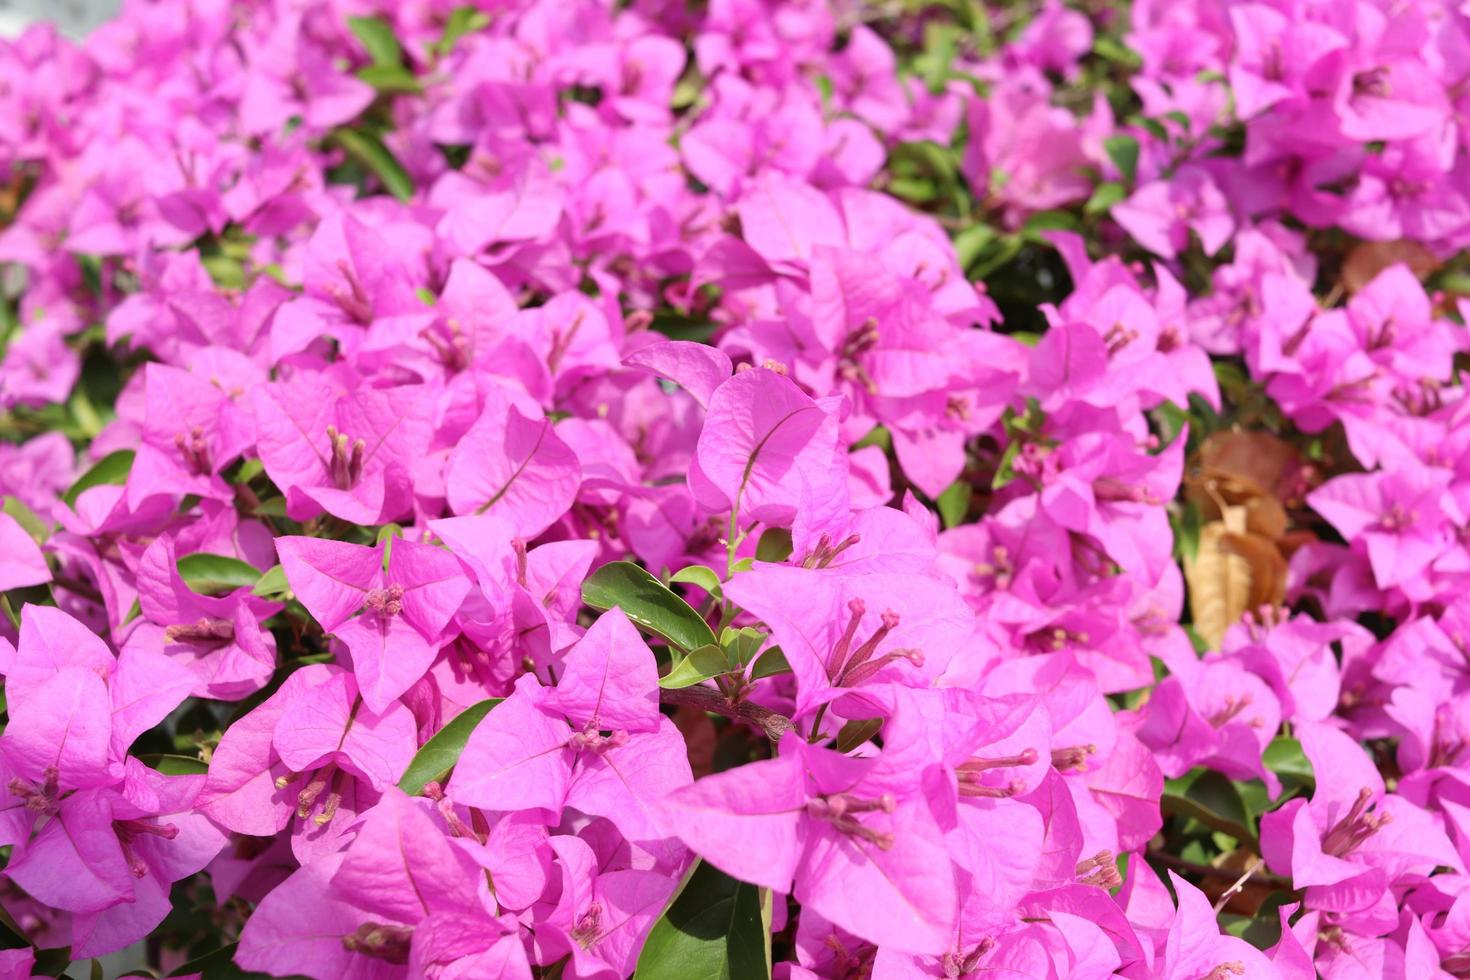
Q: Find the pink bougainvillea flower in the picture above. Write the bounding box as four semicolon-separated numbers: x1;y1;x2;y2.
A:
0;513;48;592
444;384;582;538
252;378;432;526
199;664;415;855
277;535;469;711
660;734;956;955
689;366;848;529
132;536;279;700
449;611;690;855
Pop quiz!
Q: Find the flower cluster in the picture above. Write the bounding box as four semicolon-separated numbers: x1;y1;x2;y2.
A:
0;1;1466;978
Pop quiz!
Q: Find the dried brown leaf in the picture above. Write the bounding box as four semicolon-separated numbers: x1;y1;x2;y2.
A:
1185;511;1288;649
1341;240;1439;294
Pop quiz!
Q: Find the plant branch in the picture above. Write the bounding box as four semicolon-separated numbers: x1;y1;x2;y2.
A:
660;685;792;741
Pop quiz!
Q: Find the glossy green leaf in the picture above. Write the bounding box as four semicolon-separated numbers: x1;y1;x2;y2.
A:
936;479;972;529
398;698;502;795
165;942;309;979
251;564;290;599
356;64;421;94
435;7;490;56
176;553;263;596
141;754;210;776
1103;135;1140;183
3;495;48;542
835;718;883;752
720;627;766;667
582;561;718;654
62;450;135;508
748;646;791;681
1162;769;1257;849
670;565;723;598
753;527;792;564
1262;736;1314;784
1085;181;1127;214
635;860;770;980
347;16;402;66
659;644;730;690
331;128;414;202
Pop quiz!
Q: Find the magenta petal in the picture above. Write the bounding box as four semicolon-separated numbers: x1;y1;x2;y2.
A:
448;677;572;816
0;513;48;591
659;751;806;892
445;387;581;537
329;788;481;922
276;536;380;632
541;608;659;734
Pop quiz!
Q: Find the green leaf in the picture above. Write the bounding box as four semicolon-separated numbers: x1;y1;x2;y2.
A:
753;527;792;564
670;565;723;599
356;64;421;95
1084;181;1127;214
582;561;719;654
201;254;246;290
1262;737;1314;784
1092;36;1141;68
176;554;263;597
232;458;265;485
659;644;730;690
1103;135;1140;184
1162;769;1258;849
62;450;134;508
348;15;403;66
835;717;882;752
398;698;503;795
435;6;490;56
720;627;765;667
251;564;290;600
330;128;414;202
748;646;791;681
140;754;209;776
952;224;997;270
3;495;48;542
1019;209;1078;241
166;942;310;979
635;860;771;980
936;479;972;529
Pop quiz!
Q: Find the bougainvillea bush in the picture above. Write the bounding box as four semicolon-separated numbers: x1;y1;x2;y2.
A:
2;0;1470;977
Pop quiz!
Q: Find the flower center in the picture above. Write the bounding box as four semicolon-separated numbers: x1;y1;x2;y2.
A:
8;766;60;815
363;584;405;617
956;749;1037;798
279;764;344;826
173;426;211;476
343;922;413;964
825;600;923;687
1075;850;1121;889
1207;694;1254;729
804;792;896;850
1051;744;1096;772
941;937;996;977
1321;787;1391;858
837;317;880;390
324;424;367;490
1197;964;1245;980
570;903;603;949
568;724;628;754
113;817;179;878
328;260;374;324
798;532;862;569
164;616;235;649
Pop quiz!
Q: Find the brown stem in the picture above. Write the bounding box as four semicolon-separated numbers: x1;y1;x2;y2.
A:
660;686;792;741
1147;849;1291;889
50;572;104;604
